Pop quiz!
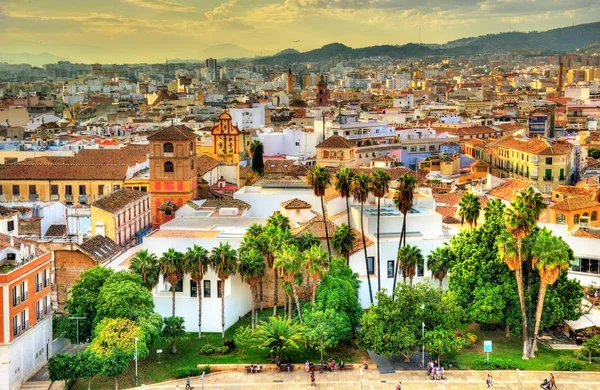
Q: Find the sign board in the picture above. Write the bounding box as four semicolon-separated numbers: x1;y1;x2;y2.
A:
156;349;163;354
483;341;492;353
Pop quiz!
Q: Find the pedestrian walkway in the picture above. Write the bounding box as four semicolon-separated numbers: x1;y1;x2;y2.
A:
128;369;600;389
367;351;395;374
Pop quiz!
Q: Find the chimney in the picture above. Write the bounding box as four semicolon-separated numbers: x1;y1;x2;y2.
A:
557;63;564;96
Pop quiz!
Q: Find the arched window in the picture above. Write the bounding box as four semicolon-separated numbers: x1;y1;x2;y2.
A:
583;212;589;217
592;211;597;221
191;159;195;169
574;214;580;225
165;209;172;216
556;213;566;225
163;142;174;153
164;161;174;172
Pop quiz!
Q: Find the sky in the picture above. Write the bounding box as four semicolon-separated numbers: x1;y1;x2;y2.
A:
0;0;599;63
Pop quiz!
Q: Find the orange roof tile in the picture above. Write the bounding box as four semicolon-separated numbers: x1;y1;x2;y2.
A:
281;198;312;209
551;196;600;212
487;179;533;202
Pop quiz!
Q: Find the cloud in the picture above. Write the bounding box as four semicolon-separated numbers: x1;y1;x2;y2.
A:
205;0;239;21
123;0;195;12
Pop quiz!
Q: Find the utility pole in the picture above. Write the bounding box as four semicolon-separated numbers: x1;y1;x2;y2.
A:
69;316;86;351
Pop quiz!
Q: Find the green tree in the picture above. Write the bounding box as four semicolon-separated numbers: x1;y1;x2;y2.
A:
209;242;238;337
296;232;321;252
129;249;159;291
306;165;333;259
246;223;264;239
254;317;304;361
303;245;329;304
589;148;600;159
263;225;295;316
48;353;79;383
304;308;352;361
393;174;417;295
249;139;265;174
184;244;210;338
458;191;481;228
161;316;187;354
332;223;356;265
370;169;392;293
95;276;155;326
335;167;355;227
484;198;505;222
89;318;148;358
352;172;373;304
159;248;185;317
423;328;468;367
238;248;266;328
427;246;452;288
267;211;291;231
274;244;304;322
233;326;254;359
582;335;600;364
78;351;103;390
99;348;129;390
398;244;424;286
64;267;114;344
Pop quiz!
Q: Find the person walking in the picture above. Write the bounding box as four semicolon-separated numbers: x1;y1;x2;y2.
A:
395;381;403;390
185;376;191;390
550;373;557;389
486;374;494;388
310;371;316;387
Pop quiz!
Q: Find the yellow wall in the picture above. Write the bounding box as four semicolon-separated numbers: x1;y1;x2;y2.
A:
0;179;125;203
91;207;116;242
125;177;150;192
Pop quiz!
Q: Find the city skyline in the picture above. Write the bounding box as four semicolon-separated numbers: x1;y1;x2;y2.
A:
1;0;599;63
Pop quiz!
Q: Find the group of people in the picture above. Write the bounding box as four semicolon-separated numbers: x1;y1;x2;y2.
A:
426;360;445;380
486;374;495;388
275;361;292;372
248;363;261;373
541;373;557;389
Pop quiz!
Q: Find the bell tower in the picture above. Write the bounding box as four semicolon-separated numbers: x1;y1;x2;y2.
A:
316;75;329;107
211;111;241;164
286;67;294;95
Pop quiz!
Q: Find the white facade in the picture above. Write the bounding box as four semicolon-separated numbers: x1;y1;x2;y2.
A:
229;105;266;130
258;128;318;159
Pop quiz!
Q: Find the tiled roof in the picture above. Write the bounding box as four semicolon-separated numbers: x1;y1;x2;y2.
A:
0;233;47;254
0;163;130;180
73;145;149;167
316;135;356;149
281;198;312;209
436;206;459;223
552;185;596;197
576;177;600;187
497;137;573;156
292;215;373;255
197;155;220;176
80;235;123;263
0;205;18;217
147;125;197;141
45;224;67;237
92;188;149;214
201;199;251;210
551;196;600;212
372;155;395;162
264;159;296;173
487;179;533;202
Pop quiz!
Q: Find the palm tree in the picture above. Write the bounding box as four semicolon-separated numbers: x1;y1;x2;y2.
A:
503;199;536;360
332;223;356;264
209;242;238;337
254;317;304;362
129;249;159;291
273;244;304;322
370;169;392;293
392;174;417;297
484;198;505;222
306;166;333;259
238;248;266;328
267;211;291;231
458;192;481;228
398;244;423;286
352;172;374;304
249;139;264;175
303;245;329;304
263;225;294;316
246;223;265;239
426;246;451;288
159;248;185;317
335;167;355;227
296;232;320;252
531;229;571;356
184;244;209;338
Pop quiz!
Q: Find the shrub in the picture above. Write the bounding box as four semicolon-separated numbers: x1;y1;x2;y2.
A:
199;343;229;355
175;367;202;378
471;357;521;370
466;332;477;345
554;359;582;371
223;339;236;351
440;359;466;370
198;365;211;375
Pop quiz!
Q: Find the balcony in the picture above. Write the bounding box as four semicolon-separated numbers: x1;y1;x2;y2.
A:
36;283;42;292
50;194;59;201
29;194;38;201
531;176;538;180
65;194;74;204
21;291;28;302
79;195;88;204
36;310;45;321
12;296;20;307
44;278;50;288
543;176;554;181
559;176;565;181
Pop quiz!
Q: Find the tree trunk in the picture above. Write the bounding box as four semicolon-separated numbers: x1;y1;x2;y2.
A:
171;286;176;317
505;323;510;338
198;279;203;338
526;256;534;358
376;197;381;293
273;273;278;316
439;278;443;289
321;196;332;260
114;377;118;390
346;197;351;228
88;378;92;390
288;294;293;319
292;284;303;322
306;275;312;302
260;279;264;311
516;240;529;360
312;279;317;305
360;203;374;304
532;282;548;356
409;276;413;287
392;217;406;300
171;339;177;354
220;278;225;338
251;285;256;329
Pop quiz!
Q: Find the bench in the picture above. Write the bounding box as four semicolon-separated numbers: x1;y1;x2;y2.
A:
278;364;294;372
244;365;262;373
341;364;354;371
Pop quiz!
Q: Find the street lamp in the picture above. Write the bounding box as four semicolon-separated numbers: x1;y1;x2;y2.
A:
134;337;139;386
68;316;86;351
420;303;425;369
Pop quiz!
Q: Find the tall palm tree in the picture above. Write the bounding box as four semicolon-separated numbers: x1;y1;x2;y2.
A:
531;229;571;357
243;223;267;310
306;166;333;259
484;198;505;222
458;192;481;228
209;242;238;337
246;223;265;239
238;248;266;328
184;244;209;338
503;199;536;359
335;167;355;227
159;248;185;317
303;245;329;304
370;169;392;293
274;244;304;322
332;223;356;264
267;211;291;231
296;233;320;252
263;225;294;316
129;249;159;291
392;174;417;297
398;244;423;286
426;246;451;288
352;172;374;304
518;187;547;222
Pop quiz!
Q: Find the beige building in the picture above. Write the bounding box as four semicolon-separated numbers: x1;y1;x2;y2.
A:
315;136;356;168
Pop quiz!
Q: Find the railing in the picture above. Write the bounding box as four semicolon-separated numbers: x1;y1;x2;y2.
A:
36;283;43;292
12;296;20;307
50;194;59;201
79;195;88;204
559;176;565;181
543;176;554;181
65;194;74;203
44;278;50;288
21;321;29;331
29;194;38;201
21;291;28;302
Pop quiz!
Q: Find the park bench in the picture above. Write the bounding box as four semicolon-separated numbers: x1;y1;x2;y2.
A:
244;365;262;373
278;364;294;372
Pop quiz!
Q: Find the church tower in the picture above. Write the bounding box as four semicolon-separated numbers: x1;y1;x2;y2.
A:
316;75;330;107
286;67;294;95
148;125;198;227
211;111;241;164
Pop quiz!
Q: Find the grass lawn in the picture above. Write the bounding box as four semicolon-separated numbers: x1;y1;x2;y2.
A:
72;309;367;390
447;328;600;372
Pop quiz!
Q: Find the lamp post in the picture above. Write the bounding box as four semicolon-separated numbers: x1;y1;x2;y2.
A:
134;337;139;386
420;303;425;369
68;316;86;351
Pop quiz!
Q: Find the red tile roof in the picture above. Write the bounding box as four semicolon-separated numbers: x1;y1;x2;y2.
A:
551;196;600;212
487;179;533;202
281;198;312;209
316;135;355;149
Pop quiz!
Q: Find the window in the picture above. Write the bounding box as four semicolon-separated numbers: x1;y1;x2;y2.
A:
164;161;174;172
13;315;18;336
65;185;72;195
12;286;19;306
203;280;211;297
35;273;41;292
367;256;375;275
7;220;14;232
592;211;597;221
51;185;59;196
190;280;198;297
12;185;20;196
79;185;86;195
429;145;435;151
417;263;424;277
574;214;580;225
21;281;27;302
43;269;49;288
113;185;121;192
165;209;172;216
387;261;395;278
556;213;566;224
98;185;104;195
163;142;174;153
36;300;41;320
295;141;300;146
410;146;416;152
44;295;49;313
578;257;600;275
217;280;223;298
21;310;27;330
545;157;552;165
419;145;426;152
164;275;183;292
191;159;195;170
29;185;36;195
141;186;147;192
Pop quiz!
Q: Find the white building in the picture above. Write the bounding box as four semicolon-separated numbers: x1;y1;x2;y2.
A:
229;105;267;130
258;127;318;159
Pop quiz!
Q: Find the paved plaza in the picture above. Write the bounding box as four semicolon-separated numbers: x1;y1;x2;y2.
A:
130;369;600;390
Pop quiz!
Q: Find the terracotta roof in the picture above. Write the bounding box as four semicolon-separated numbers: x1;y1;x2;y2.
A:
201;199;251;210
264;159;296;173
197;155;220;176
436;206;459;223
470;160;489;169
0;163;130;180
239;166;251;179
184;201;203;210
281;198;312;210
316;135;356;149
0;205;18;218
572;228;600;239
487;179;533;202
552;185;596;197
80;235;123;263
45;224;67;237
73;145;149;167
292;215;373;255
497;137;573;156
577;177;600;187
92;188;149;214
147;125;197;141
0;233;47;254
551;196;600;212
372;155;395;162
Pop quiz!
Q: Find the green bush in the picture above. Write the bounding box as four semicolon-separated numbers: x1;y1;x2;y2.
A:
471;357;521;370
198;365;211;375
440;359;466;370
175;367;202;378
554;359;582;371
199;343;229;355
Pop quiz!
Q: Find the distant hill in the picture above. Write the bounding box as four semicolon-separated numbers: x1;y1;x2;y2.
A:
255;22;600;64
0;52;69;67
275;48;300;56
202;44;255;59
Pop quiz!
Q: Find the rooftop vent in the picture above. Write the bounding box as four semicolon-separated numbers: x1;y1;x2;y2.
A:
219;208;239;216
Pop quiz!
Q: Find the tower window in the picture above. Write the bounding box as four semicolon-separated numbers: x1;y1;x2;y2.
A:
165;209;172;216
163;143;174;153
164;161;174;172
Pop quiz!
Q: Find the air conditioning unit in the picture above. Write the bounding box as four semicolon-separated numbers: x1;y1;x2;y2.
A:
219;208;239;216
580;216;590;227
